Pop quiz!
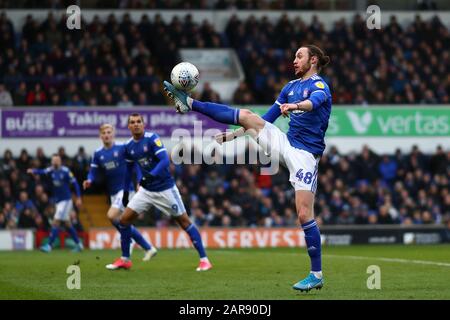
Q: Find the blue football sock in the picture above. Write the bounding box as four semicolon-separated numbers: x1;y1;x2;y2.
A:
185;223;207;259
131;226;151;251
118;223;132;258
192;100;240;125
302;220;322;272
48;226;60;246
111;219;120;231
67;226;80;244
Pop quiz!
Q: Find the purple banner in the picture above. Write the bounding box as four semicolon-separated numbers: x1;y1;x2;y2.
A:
1;107;228;138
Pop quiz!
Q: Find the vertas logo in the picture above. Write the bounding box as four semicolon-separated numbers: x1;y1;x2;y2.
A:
346;111;373;134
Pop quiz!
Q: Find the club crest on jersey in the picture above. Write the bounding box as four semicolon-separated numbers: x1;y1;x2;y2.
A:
143;145;148;152
154;138;162;147
303;89;309;98
113;151;118;157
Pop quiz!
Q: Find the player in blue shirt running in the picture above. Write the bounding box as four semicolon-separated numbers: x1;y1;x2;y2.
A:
27;154;84;253
83;124;157;265
164;45;330;291
107;113;212;271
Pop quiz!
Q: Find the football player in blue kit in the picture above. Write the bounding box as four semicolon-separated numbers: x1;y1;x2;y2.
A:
83;124;157;267
164;45;331;291
28;154;84;252
107;113;212;271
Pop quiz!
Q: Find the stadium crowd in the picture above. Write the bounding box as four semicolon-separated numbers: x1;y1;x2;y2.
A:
0;145;448;230
0;11;449;106
0;0;441;10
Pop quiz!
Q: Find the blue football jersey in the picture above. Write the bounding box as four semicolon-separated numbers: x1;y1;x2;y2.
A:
275;74;332;155
124;132;175;192
88;143;137;196
35;166;78;202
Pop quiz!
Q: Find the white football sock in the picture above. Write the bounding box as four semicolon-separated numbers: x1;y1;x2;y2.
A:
187;96;193;108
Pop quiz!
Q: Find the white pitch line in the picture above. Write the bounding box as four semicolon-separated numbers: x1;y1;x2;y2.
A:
324;254;450;268
213;250;450;267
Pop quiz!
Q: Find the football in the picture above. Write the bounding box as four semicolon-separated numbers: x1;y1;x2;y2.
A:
170;62;200;92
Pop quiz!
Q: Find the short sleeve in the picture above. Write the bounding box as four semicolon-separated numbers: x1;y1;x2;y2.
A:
274;83;291;106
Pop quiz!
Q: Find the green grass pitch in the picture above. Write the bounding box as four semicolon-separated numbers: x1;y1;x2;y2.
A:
1;244;449;300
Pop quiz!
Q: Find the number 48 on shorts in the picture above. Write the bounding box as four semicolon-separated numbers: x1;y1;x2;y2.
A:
296;169;313;184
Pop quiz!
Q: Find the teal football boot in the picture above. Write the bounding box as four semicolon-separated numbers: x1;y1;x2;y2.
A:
163;80;191;114
40;243;52;253
293;273;324;292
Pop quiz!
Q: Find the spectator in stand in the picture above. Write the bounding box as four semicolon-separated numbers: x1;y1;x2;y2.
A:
0;83;13;106
26;83;47;106
378;154;398;186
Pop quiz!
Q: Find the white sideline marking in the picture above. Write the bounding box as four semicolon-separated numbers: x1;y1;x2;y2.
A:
325;254;450;268
215;250;450;267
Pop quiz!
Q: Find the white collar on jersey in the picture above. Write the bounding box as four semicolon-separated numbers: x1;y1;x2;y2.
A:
298;73;319;83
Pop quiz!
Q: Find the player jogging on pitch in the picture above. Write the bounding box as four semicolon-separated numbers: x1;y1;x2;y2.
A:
83;124;157;267
107;113;212;271
164;45;331;291
28;154;84;253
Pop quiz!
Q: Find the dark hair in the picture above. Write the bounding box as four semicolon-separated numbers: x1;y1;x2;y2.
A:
127;113;144;124
304;45;330;72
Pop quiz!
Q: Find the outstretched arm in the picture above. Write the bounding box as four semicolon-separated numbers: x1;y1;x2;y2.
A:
83;157;99;190
280;89;327;116
280;100;313;117
262;102;282;123
27;168;49;175
215;127;245;144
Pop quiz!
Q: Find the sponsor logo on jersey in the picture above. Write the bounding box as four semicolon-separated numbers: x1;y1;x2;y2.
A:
288;90;294;96
303;89;309;98
114;151;118;157
143;145;148;152
155;138;163;147
315;81;325;89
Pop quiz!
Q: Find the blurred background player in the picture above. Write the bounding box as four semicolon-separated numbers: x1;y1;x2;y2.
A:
164;45;330;291
27;154;84;253
106;113;212;271
83;124;157;264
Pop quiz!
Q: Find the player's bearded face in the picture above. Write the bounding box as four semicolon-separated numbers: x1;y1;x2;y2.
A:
294;48;313;77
